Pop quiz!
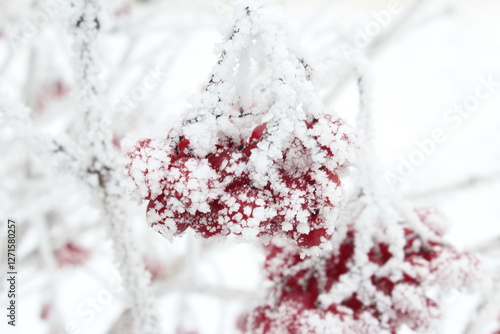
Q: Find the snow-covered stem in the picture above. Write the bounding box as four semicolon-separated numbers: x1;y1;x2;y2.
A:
353;62;437;244
69;1;159;332
355;61;379;196
99;178;158;333
356;73;375;148
71;0;106;134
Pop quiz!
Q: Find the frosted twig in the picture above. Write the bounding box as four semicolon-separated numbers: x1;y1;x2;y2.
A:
354;60;378;194
67;1;159;332
408;170;500;199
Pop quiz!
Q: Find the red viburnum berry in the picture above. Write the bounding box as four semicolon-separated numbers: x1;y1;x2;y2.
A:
148;193;190;237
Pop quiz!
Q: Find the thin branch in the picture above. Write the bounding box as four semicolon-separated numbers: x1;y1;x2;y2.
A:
407;169;500;199
469;237;500;256
70;1;159;332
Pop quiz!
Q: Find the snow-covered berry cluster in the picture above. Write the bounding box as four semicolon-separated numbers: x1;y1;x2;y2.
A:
119;1;486;332
125;112;354;251
124;1;356;252
239;207;480;334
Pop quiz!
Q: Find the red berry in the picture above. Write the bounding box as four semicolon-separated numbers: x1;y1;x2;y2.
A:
177;138;191;158
147;194;189;236
249;122;267;144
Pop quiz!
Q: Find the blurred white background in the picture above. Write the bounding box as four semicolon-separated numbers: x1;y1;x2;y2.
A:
1;0;499;333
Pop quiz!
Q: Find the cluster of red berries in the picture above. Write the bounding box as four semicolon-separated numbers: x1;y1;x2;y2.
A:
125;115;353;250
239;209;480;333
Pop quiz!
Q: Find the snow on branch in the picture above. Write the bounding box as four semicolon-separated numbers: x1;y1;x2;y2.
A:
67;1;160;333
